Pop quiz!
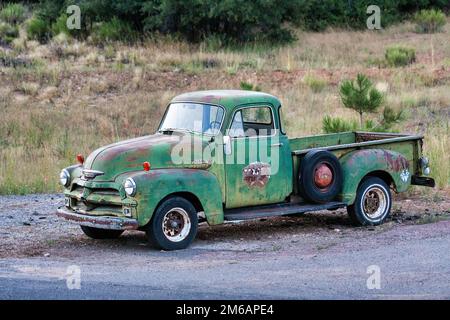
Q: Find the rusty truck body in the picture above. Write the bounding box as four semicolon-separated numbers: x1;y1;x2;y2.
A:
57;90;434;250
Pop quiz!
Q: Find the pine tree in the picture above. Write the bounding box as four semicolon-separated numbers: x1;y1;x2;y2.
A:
339;74;383;128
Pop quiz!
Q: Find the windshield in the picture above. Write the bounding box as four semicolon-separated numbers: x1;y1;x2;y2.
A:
159;103;224;135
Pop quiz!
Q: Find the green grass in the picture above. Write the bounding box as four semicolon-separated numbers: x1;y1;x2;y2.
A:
0;3;27;25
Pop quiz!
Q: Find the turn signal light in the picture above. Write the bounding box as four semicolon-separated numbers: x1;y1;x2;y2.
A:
76;154;84;164
143;162;151;171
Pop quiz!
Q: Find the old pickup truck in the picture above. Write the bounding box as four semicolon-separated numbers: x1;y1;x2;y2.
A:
57;90;435;250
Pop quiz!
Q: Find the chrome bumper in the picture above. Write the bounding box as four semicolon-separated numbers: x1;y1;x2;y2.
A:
56;207;139;230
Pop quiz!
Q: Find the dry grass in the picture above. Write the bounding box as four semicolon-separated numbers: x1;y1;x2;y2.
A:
0;20;449;194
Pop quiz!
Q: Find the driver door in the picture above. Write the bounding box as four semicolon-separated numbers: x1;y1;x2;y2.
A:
224;105;290;208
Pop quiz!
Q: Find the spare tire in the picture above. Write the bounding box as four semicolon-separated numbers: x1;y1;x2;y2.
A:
298;150;343;203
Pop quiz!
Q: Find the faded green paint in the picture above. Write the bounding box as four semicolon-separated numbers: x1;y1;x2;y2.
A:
59;90;432;231
84;134;210;181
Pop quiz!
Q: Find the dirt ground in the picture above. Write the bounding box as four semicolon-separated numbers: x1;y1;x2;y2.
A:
1;191;449;259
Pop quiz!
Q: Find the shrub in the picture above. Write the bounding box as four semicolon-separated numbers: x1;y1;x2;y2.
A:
31;1;450;43
380;106;404;129
26;16;50;43
240;81;261;91
340;74;384;128
322;116;358;133
385;46;416;67
414;9;447;33
142;0;303;43
322;114;401;134
91;18;137;44
0;3;27;25
31;0;450;43
51;14;71;37
303;74;327;93
0;22;18;44
18;82;40;96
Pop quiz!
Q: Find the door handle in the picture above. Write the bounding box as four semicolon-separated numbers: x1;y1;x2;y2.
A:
271;143;283;147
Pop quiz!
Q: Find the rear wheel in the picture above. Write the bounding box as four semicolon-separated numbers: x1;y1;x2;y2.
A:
146;196;198;250
80;225;124;239
347;176;392;226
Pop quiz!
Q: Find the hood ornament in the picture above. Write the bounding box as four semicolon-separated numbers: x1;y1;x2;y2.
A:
81;169;104;180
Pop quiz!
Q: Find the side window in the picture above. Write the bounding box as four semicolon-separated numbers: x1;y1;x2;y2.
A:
229;106;274;137
241;107;272;124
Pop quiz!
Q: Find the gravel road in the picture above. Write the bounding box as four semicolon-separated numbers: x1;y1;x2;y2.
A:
0;192;449;299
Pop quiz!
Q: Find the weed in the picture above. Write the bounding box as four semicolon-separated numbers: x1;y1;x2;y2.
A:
240;81;261;91
414;9;446;33
385;46;416;67
303;74;327;93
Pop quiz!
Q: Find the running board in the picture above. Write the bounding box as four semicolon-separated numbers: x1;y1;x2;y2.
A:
224;201;346;221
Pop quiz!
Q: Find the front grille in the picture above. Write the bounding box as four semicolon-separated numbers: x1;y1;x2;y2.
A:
67;184;124;217
91;188;120;196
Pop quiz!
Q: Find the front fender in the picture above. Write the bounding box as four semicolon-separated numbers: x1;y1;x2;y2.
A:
339;149;411;204
128;169;224;226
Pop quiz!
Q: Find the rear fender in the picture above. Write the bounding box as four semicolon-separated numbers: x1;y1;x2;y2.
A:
129;169;224;226
339;149;411;204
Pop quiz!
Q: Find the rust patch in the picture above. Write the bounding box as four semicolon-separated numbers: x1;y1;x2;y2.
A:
243;162;271;188
314;163;333;188
384;151;409;172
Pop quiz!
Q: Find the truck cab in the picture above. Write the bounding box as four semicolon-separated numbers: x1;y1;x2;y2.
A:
57;90;434;250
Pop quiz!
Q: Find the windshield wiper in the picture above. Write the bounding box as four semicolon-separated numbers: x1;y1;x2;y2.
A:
159;127;177;133
159;127;196;134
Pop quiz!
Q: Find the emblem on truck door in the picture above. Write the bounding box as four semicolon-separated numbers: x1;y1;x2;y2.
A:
243;162;271;188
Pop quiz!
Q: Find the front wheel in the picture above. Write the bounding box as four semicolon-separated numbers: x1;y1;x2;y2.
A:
80;225;124;239
347;176;392;226
146;196;198;250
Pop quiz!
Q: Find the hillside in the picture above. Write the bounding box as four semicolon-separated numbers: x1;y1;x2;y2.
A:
1;18;450;194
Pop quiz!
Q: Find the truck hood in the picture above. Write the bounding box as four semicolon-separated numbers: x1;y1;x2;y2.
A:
83;132;210;181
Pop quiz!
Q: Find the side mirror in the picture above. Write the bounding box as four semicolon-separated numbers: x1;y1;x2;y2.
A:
223;136;232;155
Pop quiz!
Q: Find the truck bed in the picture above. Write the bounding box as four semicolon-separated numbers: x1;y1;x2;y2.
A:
289;131;423;155
289;131;425;196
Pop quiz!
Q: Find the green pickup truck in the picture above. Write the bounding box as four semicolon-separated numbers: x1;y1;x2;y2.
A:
57;90;434;250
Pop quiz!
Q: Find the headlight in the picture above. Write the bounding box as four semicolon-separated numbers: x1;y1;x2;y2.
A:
419;157;429;167
59;169;70;187
124;178;136;196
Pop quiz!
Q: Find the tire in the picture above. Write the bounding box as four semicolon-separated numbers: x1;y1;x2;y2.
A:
298;150;343;203
146;196;198;250
80;225;124;239
347;176;392;226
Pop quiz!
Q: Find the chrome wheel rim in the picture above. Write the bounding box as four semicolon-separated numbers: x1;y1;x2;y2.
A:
162;207;191;242
361;185;388;219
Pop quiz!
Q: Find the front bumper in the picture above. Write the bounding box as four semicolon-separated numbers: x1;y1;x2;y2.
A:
57;207;139;230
